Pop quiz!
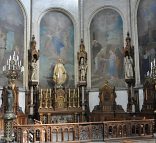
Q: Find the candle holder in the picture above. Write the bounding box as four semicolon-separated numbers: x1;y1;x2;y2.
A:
3;51;24;80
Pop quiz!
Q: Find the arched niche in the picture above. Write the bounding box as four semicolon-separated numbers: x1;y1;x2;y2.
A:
90;8;124;88
0;0;25;87
39;10;74;88
137;0;156;83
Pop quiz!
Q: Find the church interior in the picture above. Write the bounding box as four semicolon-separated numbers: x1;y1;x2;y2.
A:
0;0;156;142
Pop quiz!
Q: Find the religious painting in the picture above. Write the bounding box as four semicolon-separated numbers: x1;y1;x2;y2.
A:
0;0;24;87
90;9;125;88
40;11;74;88
137;0;156;83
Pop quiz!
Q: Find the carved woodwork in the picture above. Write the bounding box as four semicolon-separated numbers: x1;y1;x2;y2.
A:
91;81;126;121
13;119;153;143
77;39;87;83
141;77;156;117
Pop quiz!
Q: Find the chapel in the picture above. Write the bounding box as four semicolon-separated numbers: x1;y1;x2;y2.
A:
0;0;155;142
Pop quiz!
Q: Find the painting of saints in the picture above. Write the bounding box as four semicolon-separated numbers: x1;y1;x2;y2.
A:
90;9;124;88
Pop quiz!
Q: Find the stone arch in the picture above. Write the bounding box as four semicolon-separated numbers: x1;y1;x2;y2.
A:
38;8;75;88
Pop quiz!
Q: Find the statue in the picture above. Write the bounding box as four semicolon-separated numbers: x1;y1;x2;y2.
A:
31;58;37;81
79;57;87;81
77;39;87;82
124;51;134;79
53;58;67;86
8;80;18;107
6;88;13;112
29;35;39;81
124;32;135;80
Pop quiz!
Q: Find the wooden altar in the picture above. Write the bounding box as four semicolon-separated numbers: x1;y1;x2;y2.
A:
91;81;127;121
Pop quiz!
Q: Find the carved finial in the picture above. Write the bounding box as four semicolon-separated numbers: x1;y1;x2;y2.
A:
31;35;36;47
30;35;39;61
126;32;131;42
81;39;83;43
32;35;35;41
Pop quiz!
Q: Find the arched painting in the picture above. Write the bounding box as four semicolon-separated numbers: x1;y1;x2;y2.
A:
0;0;24;87
137;0;156;83
40;11;74;88
90;9;125;88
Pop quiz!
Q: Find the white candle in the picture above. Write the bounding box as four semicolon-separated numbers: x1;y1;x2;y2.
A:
69;88;70;98
50;89;51;98
20;60;21;66
151;62;153;70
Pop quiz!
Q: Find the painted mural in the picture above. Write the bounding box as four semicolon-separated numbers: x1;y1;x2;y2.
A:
137;0;156;83
90;9;125;88
40;11;74;88
0;0;24;87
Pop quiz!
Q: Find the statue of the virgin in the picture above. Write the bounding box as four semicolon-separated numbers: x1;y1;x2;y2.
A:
53;58;67;87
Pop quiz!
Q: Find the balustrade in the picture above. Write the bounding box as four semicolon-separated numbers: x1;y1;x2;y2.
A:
13;119;154;143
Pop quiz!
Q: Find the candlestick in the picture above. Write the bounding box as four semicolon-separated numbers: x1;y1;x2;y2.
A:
39;89;42;109
45;89;48;108
77;87;80;108
49;89;52;108
73;89;76;108
68;88;71;108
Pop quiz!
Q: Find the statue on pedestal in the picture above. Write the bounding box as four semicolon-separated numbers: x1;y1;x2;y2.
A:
124;32;135;81
29;35;39;81
124;32;135;113
77;39;87;82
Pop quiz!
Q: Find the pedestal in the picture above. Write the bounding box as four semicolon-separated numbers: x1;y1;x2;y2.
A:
2;111;16;142
78;81;87;122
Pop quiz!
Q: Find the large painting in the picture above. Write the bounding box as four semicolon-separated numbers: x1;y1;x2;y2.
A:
137;0;156;83
0;0;24;87
40;11;74;88
90;9;125;88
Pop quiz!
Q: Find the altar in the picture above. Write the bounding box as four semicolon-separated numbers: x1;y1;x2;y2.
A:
38;87;83;123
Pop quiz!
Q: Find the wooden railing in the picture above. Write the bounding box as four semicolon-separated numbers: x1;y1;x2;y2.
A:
13;119;154;143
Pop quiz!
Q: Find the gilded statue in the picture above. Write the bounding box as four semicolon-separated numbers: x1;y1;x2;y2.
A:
53;58;67;86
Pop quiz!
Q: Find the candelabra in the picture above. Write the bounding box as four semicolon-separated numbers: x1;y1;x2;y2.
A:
2;51;24;142
3;51;24;80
